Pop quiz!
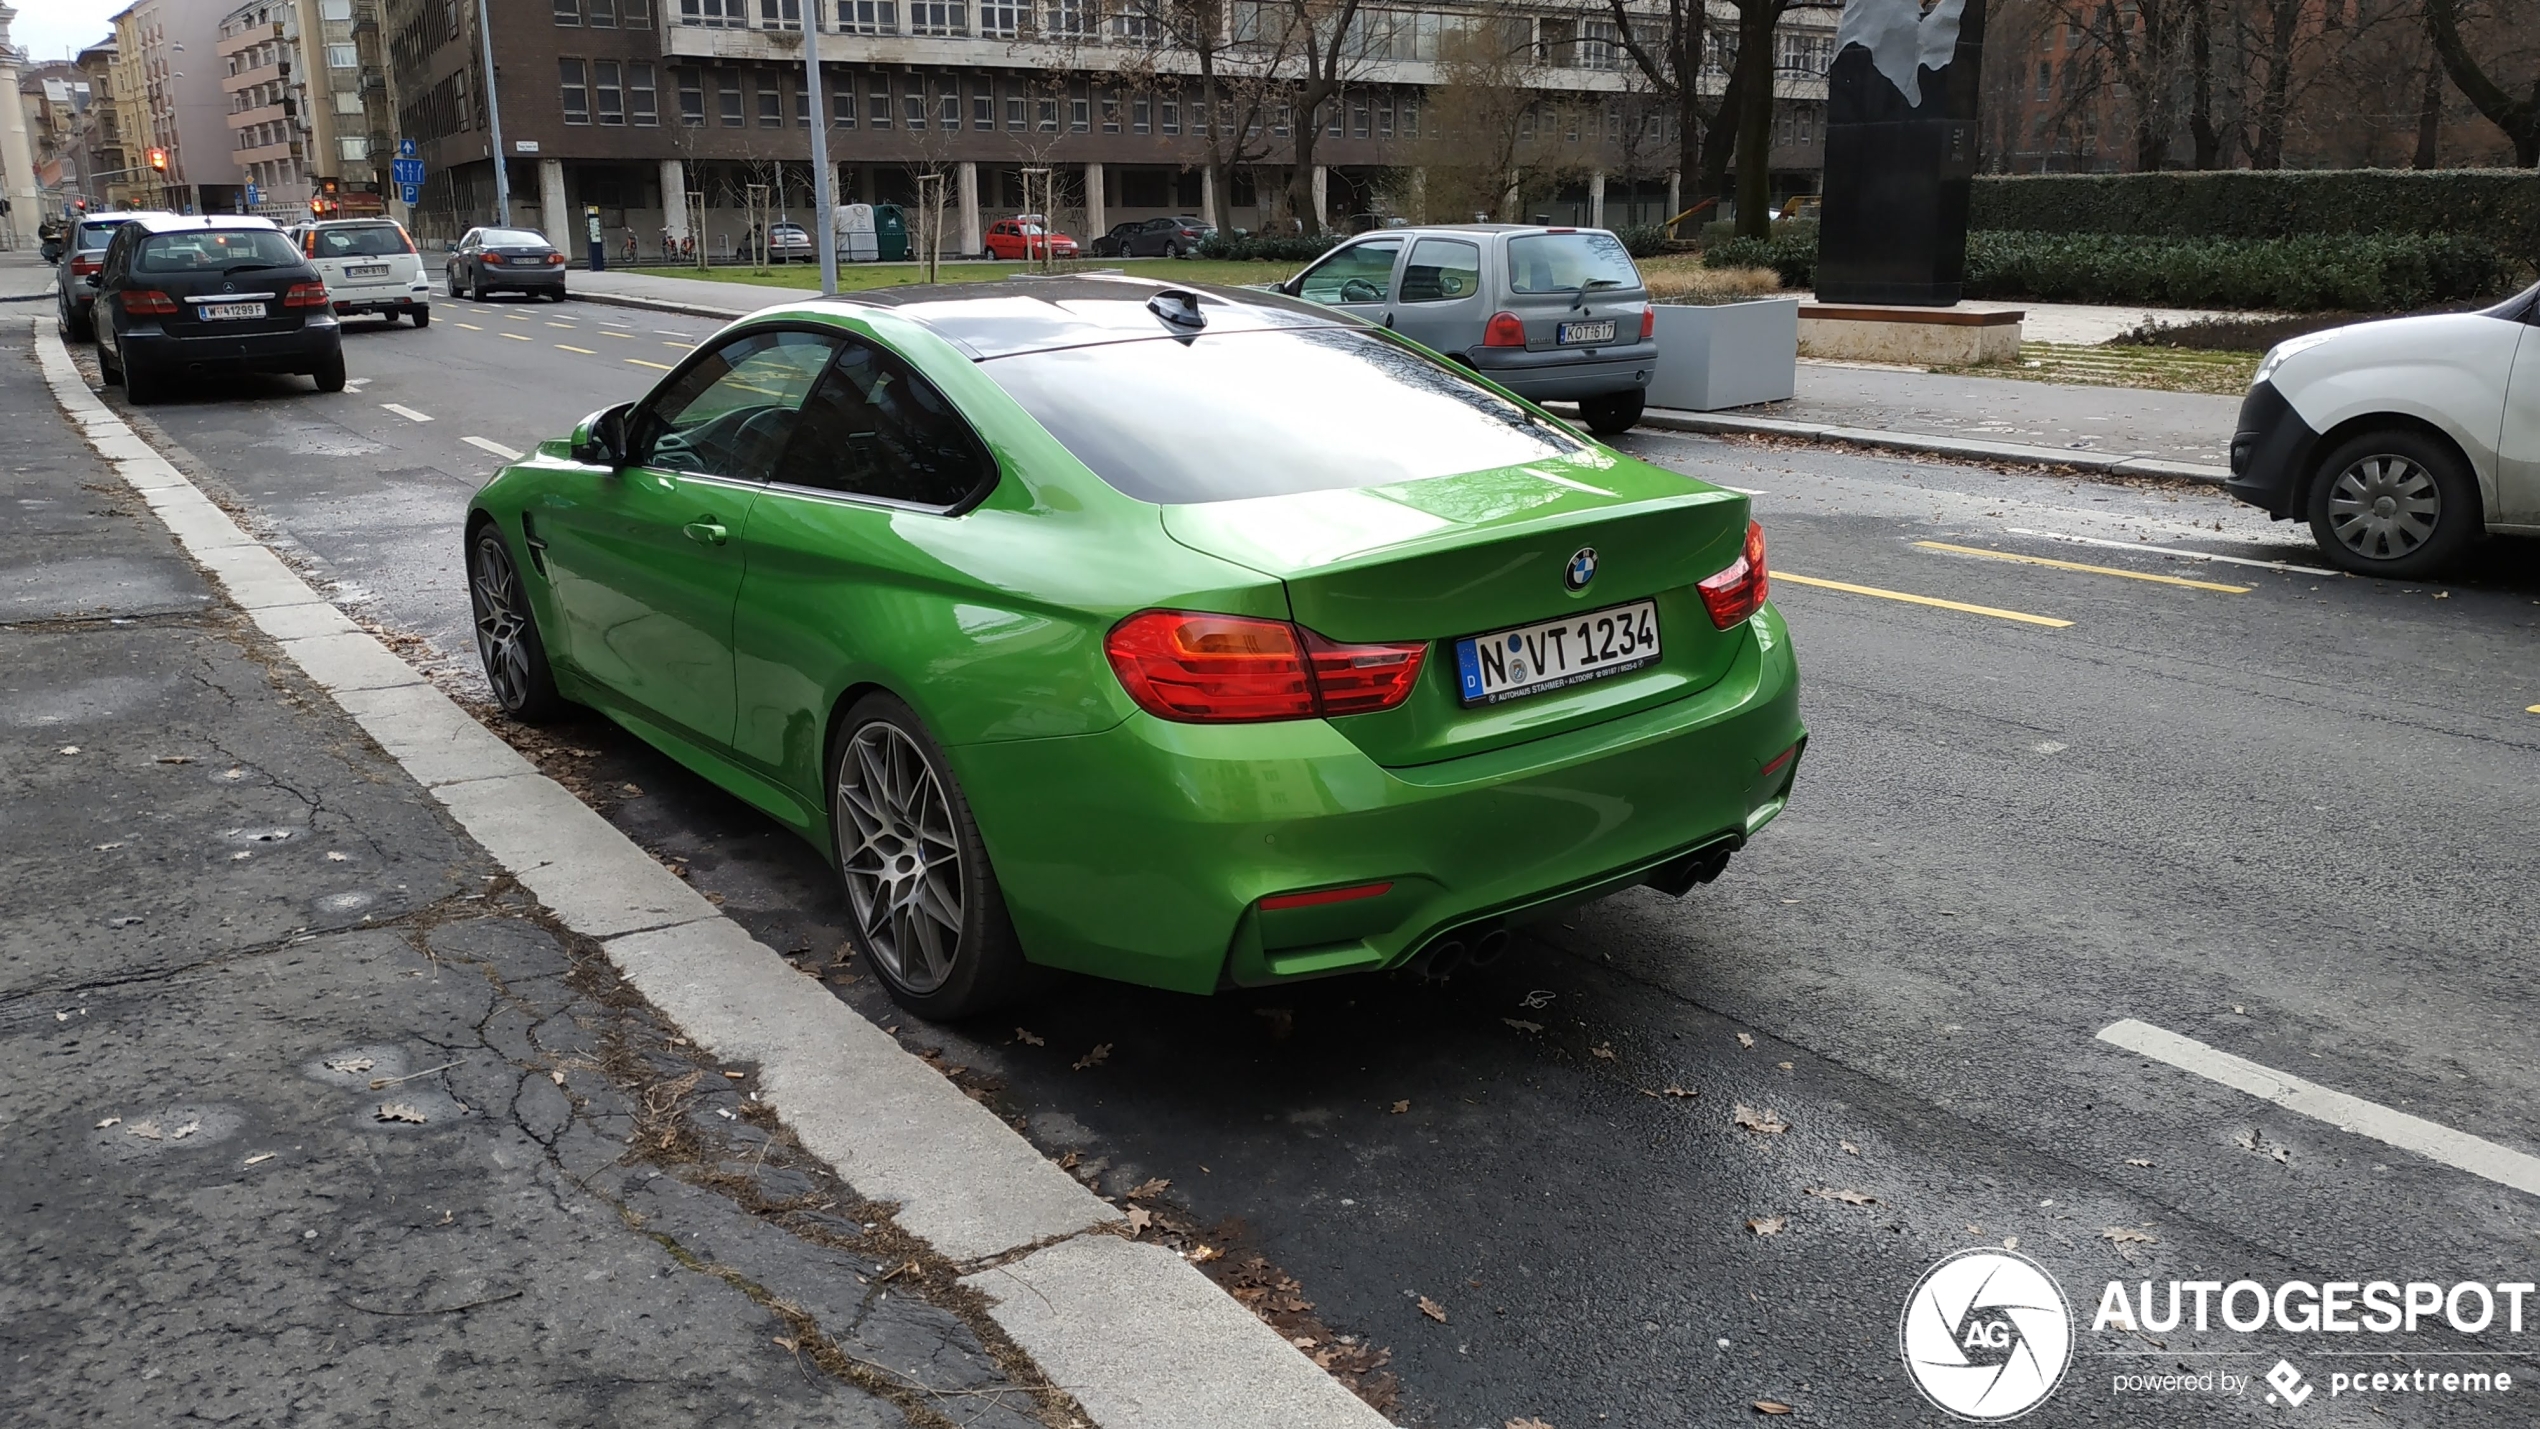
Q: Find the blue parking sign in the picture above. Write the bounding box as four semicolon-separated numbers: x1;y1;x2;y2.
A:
400;183;420;206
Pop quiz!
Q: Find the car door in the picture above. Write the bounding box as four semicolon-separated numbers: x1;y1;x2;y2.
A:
529;327;842;752
728;334;1007;822
1288;238;1405;327
451;229;478;287
2501;316;2540;526
1387;235;1486;359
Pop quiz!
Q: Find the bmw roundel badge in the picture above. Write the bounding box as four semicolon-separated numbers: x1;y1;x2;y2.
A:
1565;547;1599;592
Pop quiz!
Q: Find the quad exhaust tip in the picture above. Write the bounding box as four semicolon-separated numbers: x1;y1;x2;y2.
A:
1404;921;1511;982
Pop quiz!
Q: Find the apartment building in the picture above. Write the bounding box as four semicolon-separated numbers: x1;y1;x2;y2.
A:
109;0;243;211
0;2;37;244
218;0;401;220
388;0;1838;255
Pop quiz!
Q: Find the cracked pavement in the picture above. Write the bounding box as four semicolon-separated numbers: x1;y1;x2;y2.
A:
0;325;1061;1428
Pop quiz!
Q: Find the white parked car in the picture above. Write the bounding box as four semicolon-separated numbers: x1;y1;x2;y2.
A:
291;219;433;327
2229;282;2540;576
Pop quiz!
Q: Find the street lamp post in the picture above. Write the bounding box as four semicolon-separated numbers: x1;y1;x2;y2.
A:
474;0;510;226
802;0;837;294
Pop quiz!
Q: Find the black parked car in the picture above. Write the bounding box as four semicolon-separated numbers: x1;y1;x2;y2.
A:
445;226;569;300
56;212;166;341
93;214;344;405
1126;215;1216;258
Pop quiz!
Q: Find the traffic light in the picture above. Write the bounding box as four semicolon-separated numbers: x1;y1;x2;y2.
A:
147;148;168;172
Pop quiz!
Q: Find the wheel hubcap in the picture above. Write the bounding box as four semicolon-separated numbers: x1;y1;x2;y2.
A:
469;537;536;711
836;724;964;994
2326;455;2439;560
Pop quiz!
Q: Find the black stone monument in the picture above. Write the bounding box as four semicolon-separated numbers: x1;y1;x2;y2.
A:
1814;0;1988;306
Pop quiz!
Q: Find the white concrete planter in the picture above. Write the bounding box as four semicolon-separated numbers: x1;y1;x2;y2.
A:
1647;297;1800;411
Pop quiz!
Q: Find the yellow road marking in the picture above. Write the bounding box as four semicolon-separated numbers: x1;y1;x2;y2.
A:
2529;704;2540;715
663;341;695;349
500;332;533;342
600;330;634;339
1914;540;2251;593
1775;572;2073;628
546;322;575;329
503;313;531;322
626;358;674;370
454;322;483;331
555;344;596;354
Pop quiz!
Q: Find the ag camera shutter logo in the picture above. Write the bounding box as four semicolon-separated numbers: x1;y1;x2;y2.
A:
1900;1248;2076;1420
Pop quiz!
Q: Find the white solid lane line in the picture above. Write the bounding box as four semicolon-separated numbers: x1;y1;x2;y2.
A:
381;403;433;423
2098;1019;2540;1198
2005;527;2334;576
463;436;523;461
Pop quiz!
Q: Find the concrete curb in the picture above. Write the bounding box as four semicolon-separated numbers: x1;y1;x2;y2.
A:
567;287;753;322
1629;407;2234;484
28;317;1394;1429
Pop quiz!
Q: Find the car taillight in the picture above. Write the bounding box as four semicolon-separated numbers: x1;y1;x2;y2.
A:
284;281;329;308
483;253;506;265
1106;611;1427;723
1640;308;1655;340
1484;311;1527;347
72;255;102;277
1697;521;1771;629
546;253;566;266
121;289;178;315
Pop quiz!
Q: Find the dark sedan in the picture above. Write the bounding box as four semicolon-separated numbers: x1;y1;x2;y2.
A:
1124;215;1215;258
55;212;166;341
93;214;344;404
445;226;569;301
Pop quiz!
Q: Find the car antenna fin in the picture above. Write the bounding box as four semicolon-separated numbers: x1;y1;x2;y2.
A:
1146;289;1207;333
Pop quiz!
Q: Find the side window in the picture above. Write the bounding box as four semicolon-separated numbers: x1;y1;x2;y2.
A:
771;338;997;509
633;329;841;481
1399;238;1480;303
1296;241;1401;305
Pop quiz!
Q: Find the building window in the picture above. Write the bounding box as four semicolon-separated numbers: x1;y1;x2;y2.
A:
630;63;657;124
761;0;802;28
907;0;963;35
1579;18;1617;69
1161;95;1178;134
869;74;891;127
626;0;650;20
1101;89;1119;132
555;0;581;24
905;88;927;128
1112;3;1153;41
1071;95;1088;132
1132;96;1149;134
832;76;855;126
1046;0;1089;39
681;0;745;25
678;67;704;124
761;76;784;126
589;0;618;24
560;58;591;123
1038;97;1057;131
719;72;744;125
1273;102;1288;136
1006;93;1025;131
1351;97;1367;138
978;0;1019;37
1377;95;1392;137
338;135;369;160
326;43;358;68
590;59;624;123
939;85;959;129
974;82;993;129
2034;61;2050;99
841;0;896;33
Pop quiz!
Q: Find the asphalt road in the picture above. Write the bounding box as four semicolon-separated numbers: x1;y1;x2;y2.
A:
78;298;2540;1427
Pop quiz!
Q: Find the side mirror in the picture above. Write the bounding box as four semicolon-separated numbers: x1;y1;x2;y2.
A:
445;240;459;253
571;402;634;467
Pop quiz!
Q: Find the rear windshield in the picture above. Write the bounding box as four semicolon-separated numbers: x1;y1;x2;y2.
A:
1506;232;1641;295
481;228;549;247
311;223;413;257
134;229;302;274
980;327;1584;504
75;221;133;251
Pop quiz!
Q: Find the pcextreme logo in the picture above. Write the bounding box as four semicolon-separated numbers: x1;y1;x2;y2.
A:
1899;1248;2076;1421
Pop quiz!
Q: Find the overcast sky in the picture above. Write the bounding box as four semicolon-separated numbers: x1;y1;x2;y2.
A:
12;0;124;65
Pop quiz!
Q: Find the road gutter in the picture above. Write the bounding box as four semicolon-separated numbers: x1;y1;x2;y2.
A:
29;316;1393;1429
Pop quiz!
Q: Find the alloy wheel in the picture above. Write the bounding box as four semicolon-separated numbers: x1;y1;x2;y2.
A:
836;723;965;995
469;535;538;712
2325;454;2440;561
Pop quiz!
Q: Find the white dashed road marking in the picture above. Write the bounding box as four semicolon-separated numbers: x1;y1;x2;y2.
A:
2098;1019;2540;1198
2005;528;2334;577
381;403;433;423
462;436;523;461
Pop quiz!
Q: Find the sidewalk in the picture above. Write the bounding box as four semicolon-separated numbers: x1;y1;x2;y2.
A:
0;321;1047;1428
0;249;56;304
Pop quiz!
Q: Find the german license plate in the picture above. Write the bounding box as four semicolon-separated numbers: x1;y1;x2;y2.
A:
347;264;388;278
197;301;266;321
1557;319;1616;345
1454;599;1660;706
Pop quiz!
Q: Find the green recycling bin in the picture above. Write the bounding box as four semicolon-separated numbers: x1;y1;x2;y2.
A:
872;204;909;262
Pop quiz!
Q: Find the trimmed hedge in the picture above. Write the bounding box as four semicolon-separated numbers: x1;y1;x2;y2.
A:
1704;228;2513;311
1970;170;2540;265
1614;224;1672;258
1706;221;1819;288
1195;232;1340;262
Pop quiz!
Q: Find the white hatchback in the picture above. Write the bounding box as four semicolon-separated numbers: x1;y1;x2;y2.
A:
293;219;432;327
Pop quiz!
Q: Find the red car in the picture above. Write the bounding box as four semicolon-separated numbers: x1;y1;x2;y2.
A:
982;216;1078;261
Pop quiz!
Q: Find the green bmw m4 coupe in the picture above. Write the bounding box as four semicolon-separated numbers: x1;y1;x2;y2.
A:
465;277;1803;1018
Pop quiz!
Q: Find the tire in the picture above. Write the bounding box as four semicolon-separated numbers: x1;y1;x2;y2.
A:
446;268;463;299
412;305;431;328
549;285;568;303
2304;428;2479;578
311;348;347;393
122;353;160;406
62;299;94;343
829;693;1035;1020
470;273;488;302
99;340;123;386
467;523;570;723
982;246;996;261
1580;389;1646;437
1164;241;1182;259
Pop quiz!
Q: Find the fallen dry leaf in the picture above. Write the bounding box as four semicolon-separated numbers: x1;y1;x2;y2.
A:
57;746;80;756
154;754;192;764
169;1120;200;1140
1747;1215;1787;1236
1840;1141;1861;1156
1058;1149;1080;1171
771;1336;798;1352
549;1069;566;1086
95;1116;120;1129
1187;1244;1224;1264
1777;1061;1794;1071
1012;1027;1046;1046
1754;1401;1795;1415
1073;1043;1112;1071
1638;1085;1697;1099
1507;1419;1557;1429
94;843;124;852
721;1070;747;1080
1732;1104;1790;1135
2103;1227;2157;1245
1124;1205;1153;1235
324;1057;375;1074
1590;1044;1616;1060
1501;1018;1543;1033
127;1121;162;1141
1736;1032;1755;1049
2124;1157;2154;1168
243;1152;277;1167
1805;1187;1876;1206
2003;1236;2020;1250
375;1103;429;1124
1417;1295;1448;1323
1126;1177;1171;1199
1389;1099;1410;1114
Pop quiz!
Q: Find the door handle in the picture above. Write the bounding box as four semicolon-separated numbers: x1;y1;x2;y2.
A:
681;520;729;546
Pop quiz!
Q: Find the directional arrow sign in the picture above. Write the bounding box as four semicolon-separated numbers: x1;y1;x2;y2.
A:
391;158;425;187
399;137;417;159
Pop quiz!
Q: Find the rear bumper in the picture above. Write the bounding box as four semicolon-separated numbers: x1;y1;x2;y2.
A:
954;607;1803;993
1470;341;1658;401
478;268;566;290
2226;380;2320;520
334;281;430;314
123;320;341;374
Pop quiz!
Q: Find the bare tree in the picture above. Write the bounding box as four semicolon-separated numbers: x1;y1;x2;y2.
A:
1416;4;1590;220
1277;0;1372;233
2425;0;2540;164
1604;0;1715;231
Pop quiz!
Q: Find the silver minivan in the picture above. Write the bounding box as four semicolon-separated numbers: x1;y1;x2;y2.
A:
1276;224;1655;435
